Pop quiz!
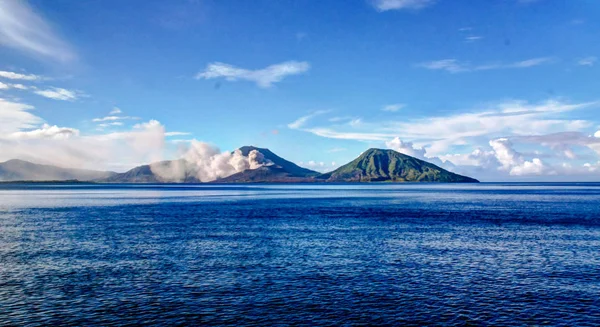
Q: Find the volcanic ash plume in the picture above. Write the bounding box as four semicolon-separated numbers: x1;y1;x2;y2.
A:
150;140;272;182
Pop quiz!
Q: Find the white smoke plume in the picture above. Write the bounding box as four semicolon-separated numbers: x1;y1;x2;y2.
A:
150;140;272;182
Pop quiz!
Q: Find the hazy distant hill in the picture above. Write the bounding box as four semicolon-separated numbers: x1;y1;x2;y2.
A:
317;148;479;183
101;159;200;183
0;159;116;182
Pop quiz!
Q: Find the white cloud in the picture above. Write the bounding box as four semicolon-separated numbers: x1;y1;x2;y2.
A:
93;116;121;122
382;103;404;112
418;57;555;73
578;56;597;66
386;137;426;158
287;110;329;129
489;138;522;171
165;131;190;136
511;131;600;157
0;70;43;81
109;107;122;115
290;99;600;180
510;158;547;176
419;59;466;73
302;128;395;141
9;123;79;140
196;61;310;88
300;159;335;172
92;115;138;122
465;36;483;42
291;100;597;151
0;0;75;62
97;122;123;128
349;118;362;127
0;98;41;134
0;97;169;171
11;83;28;90
0;81;30;90
371;0;435;11
511;57;555;68
33;87;78;101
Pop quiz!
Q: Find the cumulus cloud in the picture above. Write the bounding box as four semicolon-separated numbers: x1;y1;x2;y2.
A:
511;132;600;158
486;138;549;176
371;0;435;11
510;158;547;176
386;137;426;158
33;87;79;101
196;61;310;88
386;136;552;178
0;0;75;62
418;57;555;73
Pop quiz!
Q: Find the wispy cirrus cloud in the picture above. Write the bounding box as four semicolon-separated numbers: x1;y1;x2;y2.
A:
109;107;122;115
0;70;45;81
287;110;330;129
33;87;80;101
370;0;436;12
164;131;190;137
418;57;555;73
0;72;82;101
0;0;75;62
288;99;599;152
465;36;483;42
382;103;405;112
92;115;139;122
577;56;597;66
196;61;310;88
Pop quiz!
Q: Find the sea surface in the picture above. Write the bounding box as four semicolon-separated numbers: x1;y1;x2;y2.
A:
1;183;600;326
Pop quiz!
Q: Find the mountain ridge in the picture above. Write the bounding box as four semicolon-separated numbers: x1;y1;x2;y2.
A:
0;146;479;183
0;159;116;182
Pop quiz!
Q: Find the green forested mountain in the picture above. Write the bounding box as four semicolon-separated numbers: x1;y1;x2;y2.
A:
317;148;479;183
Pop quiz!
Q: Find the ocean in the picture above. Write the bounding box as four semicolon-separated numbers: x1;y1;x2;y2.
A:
1;183;599;326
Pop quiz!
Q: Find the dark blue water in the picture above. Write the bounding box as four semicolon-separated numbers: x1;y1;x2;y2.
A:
1;183;600;326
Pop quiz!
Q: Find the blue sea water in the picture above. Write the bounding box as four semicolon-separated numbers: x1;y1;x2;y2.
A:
1;183;599;326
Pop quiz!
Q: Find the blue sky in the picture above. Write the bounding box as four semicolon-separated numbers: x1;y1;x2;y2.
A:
0;0;599;181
